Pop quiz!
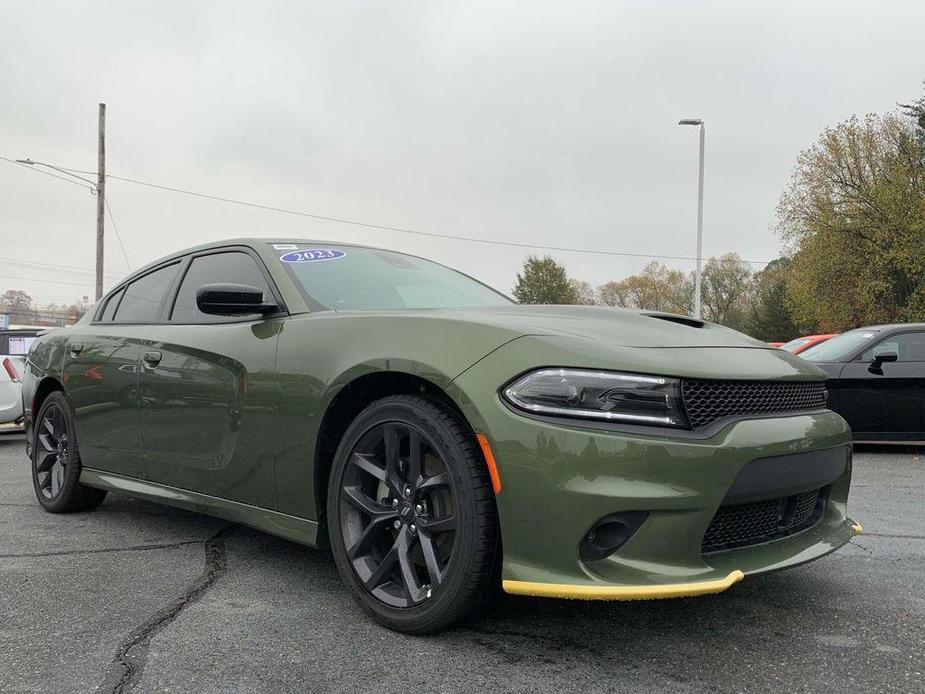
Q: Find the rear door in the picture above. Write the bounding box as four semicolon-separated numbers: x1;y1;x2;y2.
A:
64;262;181;477
138;248;285;508
836;330;925;440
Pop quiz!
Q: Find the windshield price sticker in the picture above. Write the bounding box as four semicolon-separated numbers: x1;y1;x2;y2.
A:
280;249;346;263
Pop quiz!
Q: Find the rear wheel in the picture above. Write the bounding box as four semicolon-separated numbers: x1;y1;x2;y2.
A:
327;395;499;633
31;392;107;513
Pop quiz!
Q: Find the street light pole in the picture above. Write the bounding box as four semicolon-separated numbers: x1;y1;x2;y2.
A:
679;118;705;320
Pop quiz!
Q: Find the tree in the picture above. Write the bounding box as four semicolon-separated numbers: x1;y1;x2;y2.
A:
777;111;925;330
0;289;36;323
746;257;799;341
513;255;578;304
700;253;754;331
569;279;597;305
597;261;692;314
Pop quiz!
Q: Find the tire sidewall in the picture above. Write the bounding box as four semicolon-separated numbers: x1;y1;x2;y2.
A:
32;391;84;512
327;397;485;632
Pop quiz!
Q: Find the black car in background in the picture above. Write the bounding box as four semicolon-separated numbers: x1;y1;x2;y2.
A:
800;323;925;443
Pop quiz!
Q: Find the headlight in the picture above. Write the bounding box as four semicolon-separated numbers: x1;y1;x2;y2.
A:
502;368;688;428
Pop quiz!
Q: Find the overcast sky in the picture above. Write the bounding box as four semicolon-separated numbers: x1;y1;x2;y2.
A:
2;1;924;305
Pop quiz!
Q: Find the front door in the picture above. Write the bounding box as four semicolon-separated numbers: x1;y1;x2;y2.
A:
138;249;284;509
64;262;182;478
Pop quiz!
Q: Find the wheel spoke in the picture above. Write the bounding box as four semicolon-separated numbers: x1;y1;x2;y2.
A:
341;485;383;515
37;470;52;491
383;424;404;493
419;533;444;586
364;534;400;590
38;433;56;453
418;515;456;536
41;417;56;442
348;512;399;560
418;472;450;491
50;462;62;496
407;429;423;484
35;450;58;473
350;453;386;483
396;527;423;602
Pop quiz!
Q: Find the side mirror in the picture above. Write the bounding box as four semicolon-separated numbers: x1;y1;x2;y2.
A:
872;351;898;366
196;284;278;316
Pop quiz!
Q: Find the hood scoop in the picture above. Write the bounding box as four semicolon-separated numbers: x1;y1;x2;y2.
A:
643;313;705;329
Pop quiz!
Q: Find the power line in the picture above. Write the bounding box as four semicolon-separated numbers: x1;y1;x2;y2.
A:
104;197;133;271
0;256;122;278
17;157;774;266
104;173;772;266
0;273;95;288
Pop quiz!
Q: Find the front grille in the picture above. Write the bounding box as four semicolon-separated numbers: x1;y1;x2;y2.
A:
701;487;828;553
681;379;826;429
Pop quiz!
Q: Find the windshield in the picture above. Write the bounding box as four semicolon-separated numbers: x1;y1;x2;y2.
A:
780;338;811;353
275;244;513;311
800;329;880;361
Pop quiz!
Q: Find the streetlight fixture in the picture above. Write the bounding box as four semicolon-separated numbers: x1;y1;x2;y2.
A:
678;118;705;320
15;158;98;190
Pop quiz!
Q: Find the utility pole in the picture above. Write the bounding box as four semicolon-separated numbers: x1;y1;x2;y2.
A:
96;103;106;301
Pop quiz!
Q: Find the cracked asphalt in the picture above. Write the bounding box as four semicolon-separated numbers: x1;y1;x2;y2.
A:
1;430;923;694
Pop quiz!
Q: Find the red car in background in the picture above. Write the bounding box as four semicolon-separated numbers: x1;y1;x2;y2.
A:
779;334;838;355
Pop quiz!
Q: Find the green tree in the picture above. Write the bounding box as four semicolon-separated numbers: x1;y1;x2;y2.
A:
513;255;578;304
700;253;754;331
777;111;925;330
597;261;692;314
746;257;799;341
569;279;597;305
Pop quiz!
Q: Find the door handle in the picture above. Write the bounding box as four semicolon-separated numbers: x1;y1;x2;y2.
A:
142;350;163;368
68;342;83;357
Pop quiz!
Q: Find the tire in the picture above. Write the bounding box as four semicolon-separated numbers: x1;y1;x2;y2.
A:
327;394;500;633
32;391;107;513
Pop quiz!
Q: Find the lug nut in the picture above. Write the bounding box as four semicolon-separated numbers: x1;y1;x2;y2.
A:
404;485;412;498
409;524;417;534
391;498;399;509
393;520;401;530
414;503;423;514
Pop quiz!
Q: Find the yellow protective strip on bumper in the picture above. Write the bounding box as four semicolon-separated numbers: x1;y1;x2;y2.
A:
502;569;745;601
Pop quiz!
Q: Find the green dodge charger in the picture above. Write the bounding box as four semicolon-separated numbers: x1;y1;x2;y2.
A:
22;239;860;632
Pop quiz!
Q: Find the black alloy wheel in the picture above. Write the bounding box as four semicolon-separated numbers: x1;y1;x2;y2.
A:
32;391;107;513
34;399;70;500
339;421;457;607
328;395;500;633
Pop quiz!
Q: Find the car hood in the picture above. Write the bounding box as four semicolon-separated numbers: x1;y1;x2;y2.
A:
422;305;771;349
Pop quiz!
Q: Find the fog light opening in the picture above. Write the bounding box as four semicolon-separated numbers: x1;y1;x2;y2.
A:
579;511;648;562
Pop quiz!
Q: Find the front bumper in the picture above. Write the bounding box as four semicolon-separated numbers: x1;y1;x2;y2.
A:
451;357;856;599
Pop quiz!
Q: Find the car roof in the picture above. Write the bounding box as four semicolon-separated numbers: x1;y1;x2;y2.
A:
853;323;925;333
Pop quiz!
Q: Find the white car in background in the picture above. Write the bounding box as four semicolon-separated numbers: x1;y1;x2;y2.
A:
0;355;25;425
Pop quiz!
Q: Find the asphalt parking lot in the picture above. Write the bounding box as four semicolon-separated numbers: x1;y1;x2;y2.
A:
0;431;922;694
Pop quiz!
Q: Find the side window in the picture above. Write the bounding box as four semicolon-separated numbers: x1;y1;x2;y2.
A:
861;332;925;362
113;263;180;323
99;288;124;322
170;252;273;323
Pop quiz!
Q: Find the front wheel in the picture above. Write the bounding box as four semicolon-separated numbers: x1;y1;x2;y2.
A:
327;395;500;633
31;391;107;513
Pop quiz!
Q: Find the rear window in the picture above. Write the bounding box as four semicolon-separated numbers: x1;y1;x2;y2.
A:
780;338;810;353
114;263;180;323
99;288;124;322
276;245;511;311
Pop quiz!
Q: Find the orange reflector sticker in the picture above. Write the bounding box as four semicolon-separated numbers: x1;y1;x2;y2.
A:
476;433;502;495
